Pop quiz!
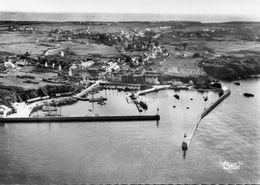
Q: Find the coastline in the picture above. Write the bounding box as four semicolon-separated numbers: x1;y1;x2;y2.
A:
8;96;77;118
2;81;224;119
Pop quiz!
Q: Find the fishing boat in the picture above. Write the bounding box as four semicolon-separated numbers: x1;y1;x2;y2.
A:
89;90;99;94
89;96;107;102
173;94;180;99
243;93;254;97
133;100;142;112
129;93;136;100
139;101;148;110
118;86;124;91
99;101;106;105
45;111;60;117
76;96;89;101
219;90;224;97
124;87;130;92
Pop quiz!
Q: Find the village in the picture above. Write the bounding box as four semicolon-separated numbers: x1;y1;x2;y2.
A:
1;21;259;117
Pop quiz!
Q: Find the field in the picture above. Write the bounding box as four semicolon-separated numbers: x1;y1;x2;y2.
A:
0;31;119;57
0;21;260;87
0;66;57;89
204;41;260;53
160;55;201;76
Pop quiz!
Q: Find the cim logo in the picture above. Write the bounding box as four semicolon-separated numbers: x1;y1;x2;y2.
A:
222;161;243;172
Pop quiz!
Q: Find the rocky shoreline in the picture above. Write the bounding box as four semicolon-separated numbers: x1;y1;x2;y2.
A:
201;55;260;81
0;84;82;107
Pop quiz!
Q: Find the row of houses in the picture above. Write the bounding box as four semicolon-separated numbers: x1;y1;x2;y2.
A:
0;59;21;70
66;59;160;85
9;26;38;32
43;50;64;57
107;70;160;85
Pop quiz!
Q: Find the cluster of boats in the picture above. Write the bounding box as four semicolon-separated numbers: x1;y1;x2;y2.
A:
54;97;77;106
41;104;60;117
233;82;254;97
129;93;148;112
101;85;140;92
76;95;107;103
40;97;78;116
172;93;209;109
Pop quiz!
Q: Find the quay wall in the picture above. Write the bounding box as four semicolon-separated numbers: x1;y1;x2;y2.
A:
0;115;160;123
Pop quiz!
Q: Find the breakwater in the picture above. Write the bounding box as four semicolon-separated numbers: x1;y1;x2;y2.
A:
0;114;160;123
137;85;171;96
186;89;231;147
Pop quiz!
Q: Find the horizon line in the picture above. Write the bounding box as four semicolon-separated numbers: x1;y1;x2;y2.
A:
1;11;259;23
0;10;257;16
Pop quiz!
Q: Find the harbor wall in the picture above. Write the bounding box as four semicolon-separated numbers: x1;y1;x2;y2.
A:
201;90;231;119
187;89;231;146
0;115;160;123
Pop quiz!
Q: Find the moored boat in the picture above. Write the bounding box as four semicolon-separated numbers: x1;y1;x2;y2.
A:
139;101;148;110
173;94;180;99
243;93;254;97
89;96;107;102
129;93;136;100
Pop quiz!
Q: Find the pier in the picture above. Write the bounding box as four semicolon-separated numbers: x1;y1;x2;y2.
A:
137;85;171;96
0;114;160;124
74;80;101;98
185;89;231;147
126;85;170;112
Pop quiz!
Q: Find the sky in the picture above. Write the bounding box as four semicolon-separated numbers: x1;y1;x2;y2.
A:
0;0;260;17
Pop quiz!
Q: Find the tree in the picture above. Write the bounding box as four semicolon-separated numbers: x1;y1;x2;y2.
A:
183;43;187;51
125;55;132;63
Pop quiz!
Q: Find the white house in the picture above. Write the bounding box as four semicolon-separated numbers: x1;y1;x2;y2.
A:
68;68;72;76
102;62;120;73
4;60;16;68
60;51;64;57
80;60;94;68
44;51;49;56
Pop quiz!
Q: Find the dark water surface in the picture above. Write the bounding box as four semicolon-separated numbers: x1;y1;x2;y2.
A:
0;79;259;183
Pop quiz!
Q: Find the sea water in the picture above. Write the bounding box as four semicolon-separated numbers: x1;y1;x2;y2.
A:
0;79;259;183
